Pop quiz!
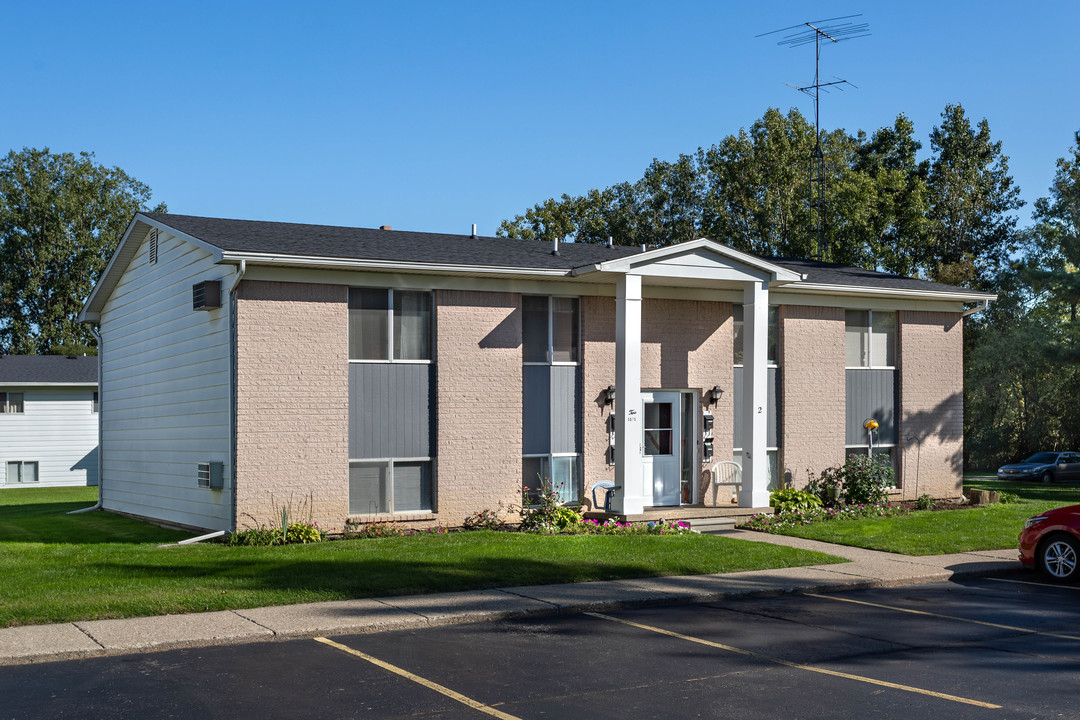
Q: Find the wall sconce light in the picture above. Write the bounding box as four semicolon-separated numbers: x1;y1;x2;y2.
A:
709;385;723;405
604;385;616;406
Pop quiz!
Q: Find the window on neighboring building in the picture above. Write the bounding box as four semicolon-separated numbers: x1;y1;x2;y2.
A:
348;288;432;361
733;305;779;366
6;461;37;484
0;392;24;414
92;391;99;413
523;295;583;504
349;460;432;514
845;310;895;368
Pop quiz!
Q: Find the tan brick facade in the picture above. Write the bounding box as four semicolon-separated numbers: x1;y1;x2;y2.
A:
434;290;523;523
235;280;350;532
781;305;847;488
899;311;964;500
582;296;732;507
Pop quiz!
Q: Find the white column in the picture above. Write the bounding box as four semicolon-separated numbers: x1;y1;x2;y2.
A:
613;273;645;515
739;280;771;507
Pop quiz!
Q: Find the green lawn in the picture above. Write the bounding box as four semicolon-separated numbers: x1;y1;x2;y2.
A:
759;474;1080;555
0;487;841;628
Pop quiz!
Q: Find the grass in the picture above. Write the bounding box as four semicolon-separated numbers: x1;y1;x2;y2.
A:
0;487;841;628
758;474;1080;555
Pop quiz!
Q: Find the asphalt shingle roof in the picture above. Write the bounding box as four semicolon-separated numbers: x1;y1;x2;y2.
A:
0;355;97;384
144;213;987;295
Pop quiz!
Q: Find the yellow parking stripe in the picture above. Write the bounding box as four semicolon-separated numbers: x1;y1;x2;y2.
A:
314;637;522;720
586;612;1001;709
807;593;1080;641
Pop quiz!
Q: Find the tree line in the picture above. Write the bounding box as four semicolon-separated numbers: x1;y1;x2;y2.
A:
500;104;1079;468
2;105;1078;468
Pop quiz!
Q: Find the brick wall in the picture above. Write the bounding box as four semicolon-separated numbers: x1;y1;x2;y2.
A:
899;311;964;499
781;305;847;488
582;296;731;507
235;280;350;532
434;290;523;523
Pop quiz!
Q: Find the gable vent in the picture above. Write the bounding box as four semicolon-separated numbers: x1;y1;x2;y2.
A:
148;229;159;265
192;280;222;310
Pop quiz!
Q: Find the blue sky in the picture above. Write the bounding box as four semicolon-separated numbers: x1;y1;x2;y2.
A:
4;1;1077;236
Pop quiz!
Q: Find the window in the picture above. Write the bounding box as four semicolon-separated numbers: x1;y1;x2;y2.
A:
846;310;895;368
522;295;582;504
349;289;432;361
733;449;780;491
6;461;38;484
522;455;581;505
0;392;24;413
349;460;433;514
523;296;579;364
733;305;779;365
92;391;99;413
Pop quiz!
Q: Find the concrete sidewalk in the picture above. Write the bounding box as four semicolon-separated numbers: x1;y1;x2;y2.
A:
0;530;1023;666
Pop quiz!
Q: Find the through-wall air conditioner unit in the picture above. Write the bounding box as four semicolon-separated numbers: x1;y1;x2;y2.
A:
192;280;221;310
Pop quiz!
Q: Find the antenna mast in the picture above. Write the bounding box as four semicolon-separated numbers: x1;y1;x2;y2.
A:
757;15;869;261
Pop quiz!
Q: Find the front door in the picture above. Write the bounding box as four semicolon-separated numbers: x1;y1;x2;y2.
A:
642;391;681;506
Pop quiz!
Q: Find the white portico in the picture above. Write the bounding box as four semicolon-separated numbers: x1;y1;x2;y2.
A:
572;240;803;515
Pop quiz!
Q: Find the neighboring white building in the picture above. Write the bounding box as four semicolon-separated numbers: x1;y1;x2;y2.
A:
0;355;99;487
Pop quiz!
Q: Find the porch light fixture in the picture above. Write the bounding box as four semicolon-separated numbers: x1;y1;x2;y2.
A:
604;385;616;406
709;385;724;405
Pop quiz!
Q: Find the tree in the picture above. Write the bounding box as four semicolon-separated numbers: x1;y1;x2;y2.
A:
925;104;1024;289
0;148;165;355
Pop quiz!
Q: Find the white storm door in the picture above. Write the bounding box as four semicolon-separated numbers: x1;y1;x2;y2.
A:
642;391;681;506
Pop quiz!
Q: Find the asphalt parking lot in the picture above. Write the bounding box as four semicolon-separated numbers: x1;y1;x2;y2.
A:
3;576;1077;719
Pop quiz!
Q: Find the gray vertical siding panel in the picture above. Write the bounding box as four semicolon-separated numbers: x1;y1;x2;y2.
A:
550;365;580;454
350;364;431;459
522;365;550;455
845;369;896;445
732;366;780;449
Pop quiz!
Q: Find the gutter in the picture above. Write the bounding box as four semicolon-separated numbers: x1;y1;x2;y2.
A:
68;326;104;515
962;298;992;317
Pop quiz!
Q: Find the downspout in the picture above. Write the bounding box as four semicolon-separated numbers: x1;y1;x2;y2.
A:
962;299;991;317
227;260;246;533
68;325;104;514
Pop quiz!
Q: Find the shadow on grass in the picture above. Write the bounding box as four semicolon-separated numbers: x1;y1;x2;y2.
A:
0;503;189;544
963;477;1080;504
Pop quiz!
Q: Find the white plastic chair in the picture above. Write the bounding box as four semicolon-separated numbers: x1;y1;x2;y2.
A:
709;461;743;507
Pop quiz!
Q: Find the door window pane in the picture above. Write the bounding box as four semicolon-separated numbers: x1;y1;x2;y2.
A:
349;289;389;360
349;463;389;514
644;430;673;455
522;296;549;362
393;461;432;511
845;310;869;367
551;297;579;363
393;291;431;360
871;311;896;367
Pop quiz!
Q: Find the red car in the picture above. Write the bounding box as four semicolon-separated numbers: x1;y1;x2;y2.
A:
1019;504;1080;582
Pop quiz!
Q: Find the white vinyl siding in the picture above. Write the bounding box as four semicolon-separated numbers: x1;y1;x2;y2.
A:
0;386;97;487
98;229;232;530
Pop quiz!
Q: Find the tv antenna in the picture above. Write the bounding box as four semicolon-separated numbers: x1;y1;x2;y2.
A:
757;14;869;261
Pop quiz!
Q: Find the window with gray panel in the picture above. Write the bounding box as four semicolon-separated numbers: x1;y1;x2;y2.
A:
348;288;435;514
0;392;24;413
845;310;898;481
522;296;582;504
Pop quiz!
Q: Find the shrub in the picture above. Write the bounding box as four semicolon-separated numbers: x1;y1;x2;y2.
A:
462;507;508;531
914;493;936;510
285;521;324;544
805;467;843;507
519;479;585;533
770;488;823;515
841;454;893;505
998;492;1020;504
